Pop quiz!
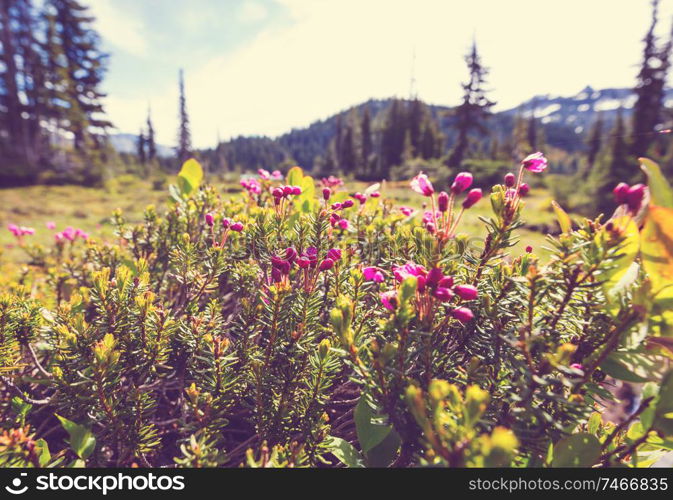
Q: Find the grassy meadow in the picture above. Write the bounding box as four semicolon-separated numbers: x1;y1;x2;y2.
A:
0;176;559;265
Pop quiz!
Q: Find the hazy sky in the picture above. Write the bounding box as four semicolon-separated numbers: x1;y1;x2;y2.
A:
89;0;673;147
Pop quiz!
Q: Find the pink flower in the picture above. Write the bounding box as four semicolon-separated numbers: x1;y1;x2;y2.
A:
518;183;530;197
258;169;271;180
321;175;344;188
319;258;334;271
205;213;214;227
323;188;332;201
272;170;283;180
426;267;445;287
75;229;89;240
438;191;449;212
525;245;533;253
370;191;381;198
54;232;65;243
626;184;646;212
241;177;262;195
462;188;482;209
230;222;244;232
7;224;20;236
297;257;311;269
425;222;436;234
438;276;454;288
570;363;584;372
222;218;232;229
331;202;343;210
380;290;398;310
342;199;354;209
353;193;367;204
291;186;302;196
410;172;434;197
62;227;76;241
451;307;474;323
399;206;414;217
613;183;629;204
327;248;342;261
363;266;385;283
46;221;56;230
454;284;478;301
393;261;427;283
504;173;516;187
337;219;349;230
451;172;473;194
522;152;548;173
433;287;454;302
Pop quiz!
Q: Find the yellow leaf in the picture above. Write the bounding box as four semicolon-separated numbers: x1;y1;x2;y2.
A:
551;200;572;234
642;205;673;298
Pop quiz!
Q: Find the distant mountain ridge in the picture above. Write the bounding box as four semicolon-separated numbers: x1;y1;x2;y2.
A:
108;86;673;167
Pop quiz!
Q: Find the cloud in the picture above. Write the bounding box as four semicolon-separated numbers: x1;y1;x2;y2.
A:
237;1;270;24
91;0;148;57
101;0;673;148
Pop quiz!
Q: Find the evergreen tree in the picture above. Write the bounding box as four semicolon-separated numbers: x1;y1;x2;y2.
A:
146;108;157;161
45;0;111;151
380;99;406;176
360;106;373;177
630;0;671;157
447;41;495;168
585;114;604;172
588;111;633;216
137;128;147;165
176;68;192;165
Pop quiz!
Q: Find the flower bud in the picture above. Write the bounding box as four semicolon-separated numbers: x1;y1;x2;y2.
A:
518;183;530;196
451;172;473;194
222;217;232;229
337;219;349;230
613;182;629;204
342;199;354;208
205;213;215;227
323;187;332;200
426;267;444;287
462;188;483;209
272;187;284;198
626;183;645;212
319;258;334;271
291;186;302;195
230;222;244;232
297;257;310;269
438;191;450;212
327;248;342;261
451;306;474;323
454;284;478;300
433;287;454;302
504;172;516;187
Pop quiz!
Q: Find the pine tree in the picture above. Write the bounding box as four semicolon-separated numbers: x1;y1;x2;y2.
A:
45;0;111;151
585;114;604;172
588;110;633;216
176;69;192;165
630;0;671;157
146;108;157;162
447;41;495;168
360;106;373;178
380;99;406;176
137;128;147;165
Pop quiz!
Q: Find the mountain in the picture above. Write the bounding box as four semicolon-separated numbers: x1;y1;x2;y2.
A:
109;86;672;170
504;85;673;135
107;133;173;158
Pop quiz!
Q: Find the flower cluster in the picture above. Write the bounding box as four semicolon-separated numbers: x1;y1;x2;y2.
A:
366;261;478;324
410;171;482;240
7;224;35;238
269;245;342;292
54;226;89;243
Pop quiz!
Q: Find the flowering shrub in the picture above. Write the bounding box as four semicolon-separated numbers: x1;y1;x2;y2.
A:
0;155;672;468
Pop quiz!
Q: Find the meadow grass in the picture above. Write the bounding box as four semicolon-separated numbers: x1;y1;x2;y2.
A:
0;177;559;263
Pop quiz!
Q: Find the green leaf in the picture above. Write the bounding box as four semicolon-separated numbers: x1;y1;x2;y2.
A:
653;370;673;437
323;436;364;467
286;166;303;187
642;205;673;300
551;433;601;467
601;352;658;383
365;428;401;467
354;397;392;453
56;414;96;460
177;158;203;197
640;158;673;209
600;216;640;308
551;200;572;233
34;438;51;467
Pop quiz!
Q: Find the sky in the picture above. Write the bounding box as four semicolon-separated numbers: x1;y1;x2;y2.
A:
89;0;673;148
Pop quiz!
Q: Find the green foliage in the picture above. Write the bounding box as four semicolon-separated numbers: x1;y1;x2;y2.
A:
0;161;671;468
